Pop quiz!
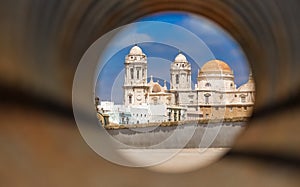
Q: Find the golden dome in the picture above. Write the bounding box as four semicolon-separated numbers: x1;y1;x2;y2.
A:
199;60;232;75
152;83;162;93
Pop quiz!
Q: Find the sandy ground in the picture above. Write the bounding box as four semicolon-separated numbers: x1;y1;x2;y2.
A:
118;148;230;173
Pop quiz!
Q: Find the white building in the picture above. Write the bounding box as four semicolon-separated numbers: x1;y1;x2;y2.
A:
98;45;255;125
97;101;168;125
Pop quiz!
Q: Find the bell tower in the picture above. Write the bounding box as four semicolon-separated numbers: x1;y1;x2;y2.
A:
123;45;149;106
170;52;192;90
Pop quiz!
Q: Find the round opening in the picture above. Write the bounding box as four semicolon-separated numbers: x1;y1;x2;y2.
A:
73;11;255;173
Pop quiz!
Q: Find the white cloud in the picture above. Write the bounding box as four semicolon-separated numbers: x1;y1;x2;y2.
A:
108;25;153;49
179;15;232;47
183;15;219;34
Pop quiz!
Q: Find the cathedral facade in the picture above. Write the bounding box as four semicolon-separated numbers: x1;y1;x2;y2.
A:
123;45;255;121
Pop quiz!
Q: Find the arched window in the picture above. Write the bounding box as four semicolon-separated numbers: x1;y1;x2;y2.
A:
204;93;211;104
240;94;246;103
205;82;211;87
130;68;134;79
176;74;179;84
205;96;209;104
241;97;246;103
129;95;132;104
137;69;140;79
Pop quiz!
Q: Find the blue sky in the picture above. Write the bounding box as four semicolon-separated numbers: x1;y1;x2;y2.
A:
96;12;250;104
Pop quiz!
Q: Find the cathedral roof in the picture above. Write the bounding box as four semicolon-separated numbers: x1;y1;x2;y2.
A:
148;77;166;93
129;45;143;55
199;60;233;75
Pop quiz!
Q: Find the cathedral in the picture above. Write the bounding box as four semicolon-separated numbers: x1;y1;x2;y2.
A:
123;45;255;121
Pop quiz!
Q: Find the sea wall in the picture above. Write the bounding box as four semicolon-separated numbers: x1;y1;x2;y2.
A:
107;122;247;148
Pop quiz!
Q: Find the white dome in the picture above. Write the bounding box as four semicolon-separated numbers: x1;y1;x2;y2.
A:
129;45;143;55
175;53;187;63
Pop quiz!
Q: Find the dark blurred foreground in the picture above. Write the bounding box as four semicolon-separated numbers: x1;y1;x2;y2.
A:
0;0;300;186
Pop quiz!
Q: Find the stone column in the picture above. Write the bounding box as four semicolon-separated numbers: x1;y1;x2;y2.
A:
168;109;172;121
174;110;177;121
